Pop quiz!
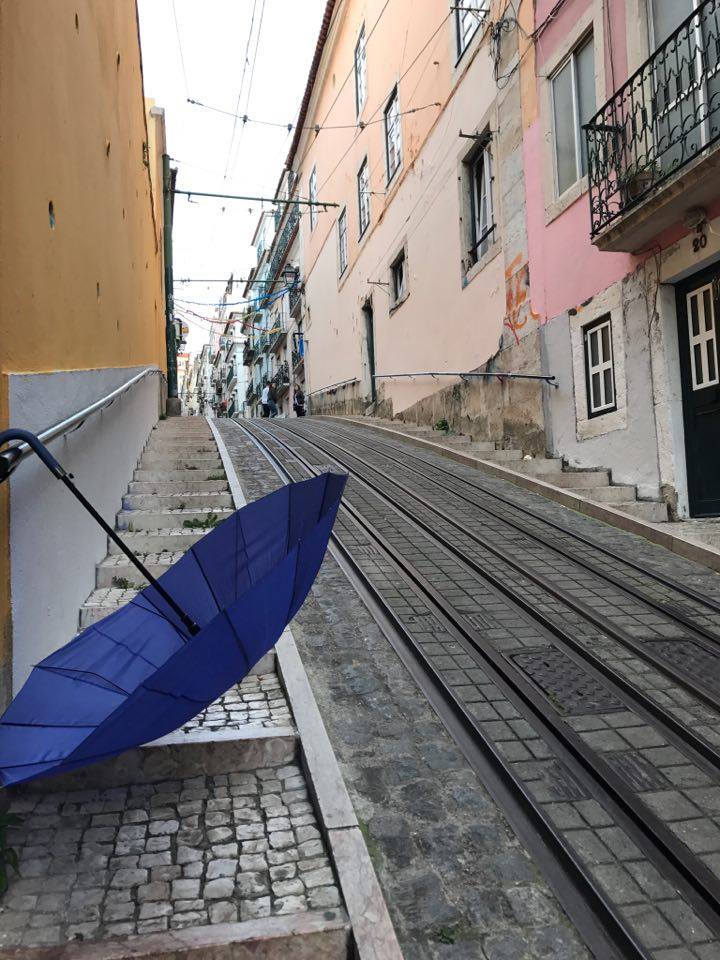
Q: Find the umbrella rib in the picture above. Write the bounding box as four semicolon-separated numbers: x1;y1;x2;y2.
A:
139;684;207;705
90;624;164;670
36;664;130;697
129;596;190;643
189;546;221;611
0;720;96;729
236;517;253;590
221;610;250;674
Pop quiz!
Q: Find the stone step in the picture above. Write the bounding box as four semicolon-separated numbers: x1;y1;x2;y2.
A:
472;448;524;462
134;468;227;482
128;479;229;495
436;435;473;446
511;457;564;476
117;506;234;531
138;455;223;469
122;491;234;510
80;587;137;626
144;441;218;455
466;440;498;451
96;552;184;586
614;500;669;523
586;484;637;503
549;471;610;489
108;528;206;554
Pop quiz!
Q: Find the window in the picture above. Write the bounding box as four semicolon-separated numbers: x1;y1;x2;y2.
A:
390;249;406;305
467;139;494;264
384;87;402;182
687;284;719;391
309;166;318;230
357;158;370;237
583;315;616;416
355;23;367;114
550;33;595;196
455;0;488;58
338;208;348;277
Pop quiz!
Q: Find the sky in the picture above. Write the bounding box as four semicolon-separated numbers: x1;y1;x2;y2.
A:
137;0;327;354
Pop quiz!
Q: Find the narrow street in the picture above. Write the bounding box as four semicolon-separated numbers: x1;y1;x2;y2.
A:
216;415;720;959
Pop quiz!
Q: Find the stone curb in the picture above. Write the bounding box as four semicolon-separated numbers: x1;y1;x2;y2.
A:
1;910;350;959
218;421;404;960
329;417;720;574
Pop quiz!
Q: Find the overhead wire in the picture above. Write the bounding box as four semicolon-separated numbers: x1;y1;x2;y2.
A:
171;0;190;99
223;0;259;179
227;0;268;180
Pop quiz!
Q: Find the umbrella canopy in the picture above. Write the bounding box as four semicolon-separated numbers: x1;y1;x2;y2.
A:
0;472;346;788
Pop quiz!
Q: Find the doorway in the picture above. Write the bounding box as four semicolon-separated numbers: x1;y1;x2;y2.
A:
362;299;376;403
677;265;720;516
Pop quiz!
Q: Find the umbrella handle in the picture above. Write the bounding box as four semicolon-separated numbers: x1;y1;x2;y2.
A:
0;429;200;636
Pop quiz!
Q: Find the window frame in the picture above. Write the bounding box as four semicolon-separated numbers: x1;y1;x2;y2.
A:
309;166;318;231
354;23;368;115
467;138;495;265
337;207;348;278
687;283;720;392
549;31;594;198
583;313;617;418
390;247;407;307
384;87;402;184
357;156;371;238
455;0;488;59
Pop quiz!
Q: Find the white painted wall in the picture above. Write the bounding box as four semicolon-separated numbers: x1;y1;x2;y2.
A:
8;365;161;692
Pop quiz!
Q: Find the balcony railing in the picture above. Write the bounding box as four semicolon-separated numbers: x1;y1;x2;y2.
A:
245;383;256;402
289;285;302;317
225;366;235;388
254;333;269;359
272;361;290;395
585;0;720;239
269;322;287;352
242;343;255;366
261;203;300;306
292;347;304;369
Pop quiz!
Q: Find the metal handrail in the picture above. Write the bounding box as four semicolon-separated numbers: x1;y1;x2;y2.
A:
373;372;558;386
0;366;163;477
308;377;359;397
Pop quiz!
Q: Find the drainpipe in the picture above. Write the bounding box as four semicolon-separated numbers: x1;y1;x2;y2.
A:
163;154;181;416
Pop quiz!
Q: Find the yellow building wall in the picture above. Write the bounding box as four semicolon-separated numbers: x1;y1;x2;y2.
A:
0;0;166;705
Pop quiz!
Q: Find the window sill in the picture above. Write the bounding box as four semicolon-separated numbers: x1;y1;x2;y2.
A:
462;236;501;287
545;175;588;225
576;405;627;441
389;291;409;316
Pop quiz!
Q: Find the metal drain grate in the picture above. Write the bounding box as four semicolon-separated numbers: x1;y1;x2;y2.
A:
648;638;720;688
511;647;626;716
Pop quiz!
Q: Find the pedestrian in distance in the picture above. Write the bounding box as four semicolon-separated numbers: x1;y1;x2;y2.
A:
260;382;271;418
293;385;306;418
267;383;279;418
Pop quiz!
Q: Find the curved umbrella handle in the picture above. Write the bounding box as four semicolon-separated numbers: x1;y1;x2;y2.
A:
0;428;66;482
0;428;200;636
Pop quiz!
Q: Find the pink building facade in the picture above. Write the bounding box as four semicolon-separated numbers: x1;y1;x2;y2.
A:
520;0;720;517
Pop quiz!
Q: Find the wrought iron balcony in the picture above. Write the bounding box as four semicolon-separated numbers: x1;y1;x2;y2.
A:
242;343;255;366
225;365;235;388
269;322;287;353
272;361;290;395
289;285;302;317
245;383;256;402
254;333;269;358
585;0;720;250
291;347;304;370
261;203;300;306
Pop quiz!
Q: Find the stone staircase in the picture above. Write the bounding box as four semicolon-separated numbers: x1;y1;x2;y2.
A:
82;418;234;626
358;418;669;524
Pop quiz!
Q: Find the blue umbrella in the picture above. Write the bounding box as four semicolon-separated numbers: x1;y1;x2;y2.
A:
0;429;345;787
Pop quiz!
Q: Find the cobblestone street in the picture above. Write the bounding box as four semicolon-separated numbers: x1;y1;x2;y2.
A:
217;416;720;960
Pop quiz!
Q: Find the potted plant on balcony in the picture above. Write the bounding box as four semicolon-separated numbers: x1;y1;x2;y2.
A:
620;158;660;203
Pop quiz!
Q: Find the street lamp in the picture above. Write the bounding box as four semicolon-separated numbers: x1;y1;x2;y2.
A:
282;264;298;288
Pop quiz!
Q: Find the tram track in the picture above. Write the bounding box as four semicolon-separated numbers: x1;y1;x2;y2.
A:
235;416;720;960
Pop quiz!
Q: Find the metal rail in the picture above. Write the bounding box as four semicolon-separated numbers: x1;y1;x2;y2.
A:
234;418;648;960
307;377;359;397
373;371;558;385
321;417;720;617
0;367;163;479
238;417;720;956
276;419;720;755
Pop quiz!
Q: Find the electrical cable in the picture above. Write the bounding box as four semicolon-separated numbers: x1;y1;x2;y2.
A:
224;0;259;180
171;0;190;99
227;0;268;180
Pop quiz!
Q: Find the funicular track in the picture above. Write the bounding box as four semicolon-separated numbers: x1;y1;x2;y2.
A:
236;416;720;960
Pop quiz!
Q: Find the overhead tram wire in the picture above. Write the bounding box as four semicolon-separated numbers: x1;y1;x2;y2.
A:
171;0;190;99
223;0;259;180
227;0;268;181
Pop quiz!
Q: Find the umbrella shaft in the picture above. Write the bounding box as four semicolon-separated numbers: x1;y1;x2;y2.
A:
60;476;200;636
